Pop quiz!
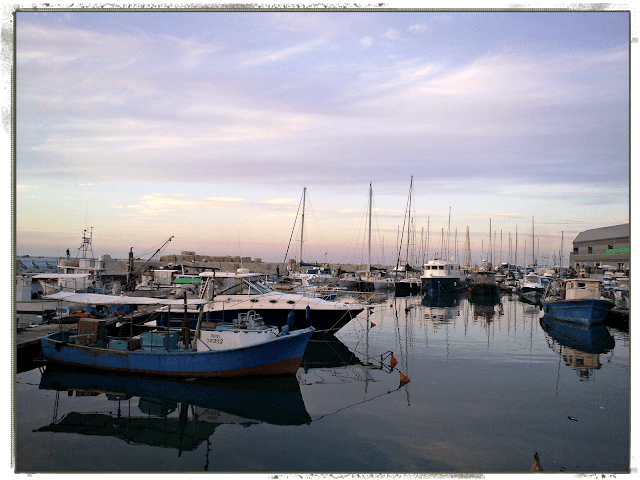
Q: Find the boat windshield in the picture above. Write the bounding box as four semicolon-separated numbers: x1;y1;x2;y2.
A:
210;276;274;295
245;278;274;294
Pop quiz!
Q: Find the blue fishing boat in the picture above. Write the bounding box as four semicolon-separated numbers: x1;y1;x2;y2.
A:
40;306;314;378
541;278;614;325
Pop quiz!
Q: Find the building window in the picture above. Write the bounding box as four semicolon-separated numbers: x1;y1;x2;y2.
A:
573;247;579;253
588;246;593;254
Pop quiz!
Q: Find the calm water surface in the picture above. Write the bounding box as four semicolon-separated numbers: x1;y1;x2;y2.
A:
15;291;630;473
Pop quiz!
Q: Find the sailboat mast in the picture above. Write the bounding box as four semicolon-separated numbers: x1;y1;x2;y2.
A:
532;216;535;266
426;216;430;262
513;225;518;269
561;231;564;271
300;187;306;264
489;218;492;269
368;183;372;273
406;176;413;273
447;207;451;259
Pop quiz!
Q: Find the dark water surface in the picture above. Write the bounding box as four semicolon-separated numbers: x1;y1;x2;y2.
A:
15;292;630;473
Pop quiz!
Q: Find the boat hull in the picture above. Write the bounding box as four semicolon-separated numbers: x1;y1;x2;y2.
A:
541;299;614;325
164;306;361;335
421;277;464;293
395;280;421;294
40;327;315;378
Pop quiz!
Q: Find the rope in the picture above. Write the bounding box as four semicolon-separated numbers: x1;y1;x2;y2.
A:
282;191;304;269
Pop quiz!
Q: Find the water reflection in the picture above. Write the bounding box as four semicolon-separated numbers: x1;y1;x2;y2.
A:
540;315;616;381
468;292;501;323
302;334;363;370
36;366;311;470
421;292;462;324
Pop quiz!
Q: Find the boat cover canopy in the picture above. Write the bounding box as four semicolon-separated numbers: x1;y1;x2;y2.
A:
199;271;261;278
43;292;210;305
173;277;201;284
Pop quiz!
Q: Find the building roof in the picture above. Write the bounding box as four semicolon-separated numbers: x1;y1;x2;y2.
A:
573;223;629;244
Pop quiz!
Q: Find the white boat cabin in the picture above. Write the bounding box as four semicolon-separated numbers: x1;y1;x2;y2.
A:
564;278;602;301
421;259;462;279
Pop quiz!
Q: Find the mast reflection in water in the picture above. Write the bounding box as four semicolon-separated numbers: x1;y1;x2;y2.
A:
16;291;629;473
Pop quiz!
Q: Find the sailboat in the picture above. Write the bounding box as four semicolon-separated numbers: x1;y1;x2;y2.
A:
338;183;393;291
395;177;421;294
283;187;337;288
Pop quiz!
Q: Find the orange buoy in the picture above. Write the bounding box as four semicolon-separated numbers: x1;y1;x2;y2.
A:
390;355;398;367
530;452;543;472
399;371;410;385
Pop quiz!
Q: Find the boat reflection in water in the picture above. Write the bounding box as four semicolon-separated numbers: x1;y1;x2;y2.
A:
468;292;501;323
540;315;616;381
36;365;311;469
302;334;363;371
421;292;463;324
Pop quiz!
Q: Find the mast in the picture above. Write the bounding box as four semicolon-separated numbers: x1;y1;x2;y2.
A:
426;216;430;263
368;183;372;273
300;187;306;264
447;207;451;259
532;216;535;266
405;177;413;274
464;226;471;268
560;231;564;272
79;227;94;260
513;225;518;270
488;218;492;269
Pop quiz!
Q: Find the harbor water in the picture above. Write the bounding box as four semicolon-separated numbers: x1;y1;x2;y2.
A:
15;291;630;473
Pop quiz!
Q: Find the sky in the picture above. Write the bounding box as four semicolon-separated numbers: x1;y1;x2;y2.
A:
12;7;631;267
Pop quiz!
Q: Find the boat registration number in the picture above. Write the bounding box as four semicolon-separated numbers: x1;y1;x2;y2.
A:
205;334;223;345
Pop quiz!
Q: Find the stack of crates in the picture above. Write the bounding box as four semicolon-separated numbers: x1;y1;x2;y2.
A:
140;330;179;350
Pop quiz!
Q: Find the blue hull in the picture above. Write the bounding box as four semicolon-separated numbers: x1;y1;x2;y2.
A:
541;299;614;325
40;328;314;378
421;277;465;293
539;315;615;354
39;366;312;426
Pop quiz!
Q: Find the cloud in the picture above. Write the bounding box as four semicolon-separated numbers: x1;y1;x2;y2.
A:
263;198;299;206
242;37;327;66
408;23;428;32
360;36;373;48
384;28;401;41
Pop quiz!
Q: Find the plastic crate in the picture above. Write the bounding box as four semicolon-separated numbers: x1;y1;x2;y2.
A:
140;331;179;350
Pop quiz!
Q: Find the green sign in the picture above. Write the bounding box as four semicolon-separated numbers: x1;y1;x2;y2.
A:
604;248;629;254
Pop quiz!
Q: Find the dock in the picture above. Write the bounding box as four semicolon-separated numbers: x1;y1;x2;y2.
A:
16;306;159;372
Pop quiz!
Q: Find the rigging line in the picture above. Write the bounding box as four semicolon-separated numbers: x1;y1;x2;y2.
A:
303;194;330;264
311;384;406;422
395;179;412;272
282;190;304;268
